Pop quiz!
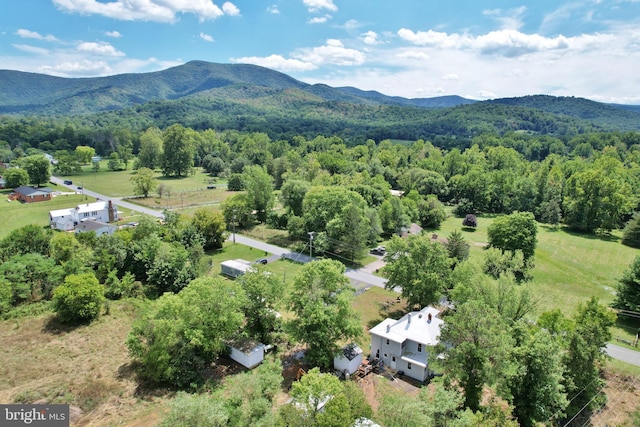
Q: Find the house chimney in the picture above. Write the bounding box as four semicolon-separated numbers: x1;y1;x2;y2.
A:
407;313;411;324
108;200;115;223
427;313;432;323
386;325;390;333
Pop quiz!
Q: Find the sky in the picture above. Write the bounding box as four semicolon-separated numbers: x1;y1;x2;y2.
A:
1;0;640;104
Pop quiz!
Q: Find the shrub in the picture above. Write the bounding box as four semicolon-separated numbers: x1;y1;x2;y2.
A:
622;213;640;248
52;273;105;324
462;214;477;228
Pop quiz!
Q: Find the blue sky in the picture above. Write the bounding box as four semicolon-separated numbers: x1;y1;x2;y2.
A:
1;0;640;103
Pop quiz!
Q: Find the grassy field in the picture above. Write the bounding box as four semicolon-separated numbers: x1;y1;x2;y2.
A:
424;213;639;316
54;163;226;199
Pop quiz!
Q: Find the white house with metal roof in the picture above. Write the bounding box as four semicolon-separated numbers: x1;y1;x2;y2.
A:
49;200;118;231
369;306;444;382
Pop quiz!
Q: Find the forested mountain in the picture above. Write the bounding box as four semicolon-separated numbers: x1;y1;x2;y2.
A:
1;61;640;143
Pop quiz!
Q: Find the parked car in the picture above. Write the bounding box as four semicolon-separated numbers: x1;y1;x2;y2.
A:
370;246;386;255
63;180;72;185
255;258;268;265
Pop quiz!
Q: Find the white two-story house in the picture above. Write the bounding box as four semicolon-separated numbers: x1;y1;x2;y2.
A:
49;200;119;231
369;306;444;382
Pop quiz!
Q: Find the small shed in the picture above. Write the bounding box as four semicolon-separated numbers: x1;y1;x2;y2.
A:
334;343;363;375
229;338;265;369
220;259;254;278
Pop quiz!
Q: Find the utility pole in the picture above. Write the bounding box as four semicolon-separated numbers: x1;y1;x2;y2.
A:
232;209;237;244
308;231;315;258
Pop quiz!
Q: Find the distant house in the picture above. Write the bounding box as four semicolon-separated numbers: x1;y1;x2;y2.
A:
228;338;265;369
49;200;119;231
369;306;444;382
334;343;363;375
14;186;53;203
399;223;423;238
220;259;254;278
75;219;117;236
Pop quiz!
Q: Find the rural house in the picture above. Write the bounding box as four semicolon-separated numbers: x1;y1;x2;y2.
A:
228;338;266;369
220;259;254;278
49;200;119;231
369;306;444;382
14;186;53;203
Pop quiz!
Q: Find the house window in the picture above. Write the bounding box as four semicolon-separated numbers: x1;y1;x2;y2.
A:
375;350;379;358
392;356;396;362
386;339;389;345
408;362;412;370
418;344;422;352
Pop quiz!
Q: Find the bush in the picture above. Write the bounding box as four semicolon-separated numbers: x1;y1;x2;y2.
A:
227;173;246;191
622;213;640;248
52;273;105;324
462;214;477;228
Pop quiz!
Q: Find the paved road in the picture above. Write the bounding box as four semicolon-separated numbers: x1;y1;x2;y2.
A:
50;176;164;219
606;343;640;367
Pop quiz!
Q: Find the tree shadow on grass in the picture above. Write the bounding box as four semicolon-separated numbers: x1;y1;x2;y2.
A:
117;362;177;400
561;227;621;243
41;315;89;335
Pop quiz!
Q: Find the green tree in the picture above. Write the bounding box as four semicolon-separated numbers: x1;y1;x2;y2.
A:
52;273;105;324
0;224;52;261
243;165;274;223
75;145;95;164
564;156;634;233
137;127;163;170
162;124;195;177
227;173;246;191
287;260;361;370
383;234;452;308
130;167;157;198
222;193;253;229
191;208;227;251
281;178;310;217
127;277;246;388
440;300;514;411
238;270;285;343
622;213;640;248
283;367;344;426
612;256;640;314
3;167;29;188
562;297;616;424
0;253;62;305
509;328;568;427
417;194;447;228
107;152;124;171
445;229;470;263
487;211;538;261
21;155;50;186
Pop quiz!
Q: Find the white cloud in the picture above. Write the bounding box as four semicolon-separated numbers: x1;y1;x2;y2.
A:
441;74;459;80
15;29;58;41
303;0;337;13
483;6;527;30
308;15;331;24
222;2;240;16
52;0;226;23
396;28;617;58
294;39;366;66
361;31;380;45
40;60;112;76
231;54;317;72
396;50;430;60
104;30;122;38
267;5;280;14
200;32;214;42
77;41;125;57
12;44;51;55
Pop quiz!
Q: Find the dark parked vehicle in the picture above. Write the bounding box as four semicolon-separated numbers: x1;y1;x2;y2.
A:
370;246;386;255
255;258;268;265
63;180;72;185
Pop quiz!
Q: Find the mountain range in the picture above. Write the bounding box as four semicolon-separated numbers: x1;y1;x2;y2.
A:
1;60;639;140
